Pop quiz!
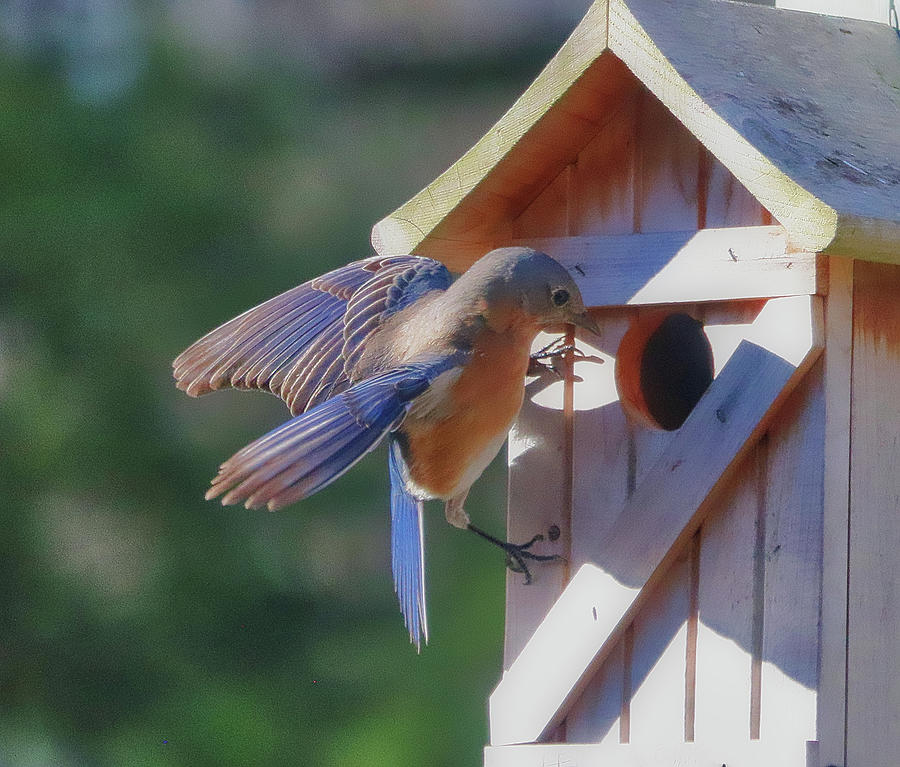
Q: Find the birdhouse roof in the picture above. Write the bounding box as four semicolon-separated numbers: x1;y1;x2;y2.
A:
372;0;900;268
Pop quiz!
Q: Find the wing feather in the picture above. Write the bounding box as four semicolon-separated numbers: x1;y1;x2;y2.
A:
173;256;452;414
207;361;455;512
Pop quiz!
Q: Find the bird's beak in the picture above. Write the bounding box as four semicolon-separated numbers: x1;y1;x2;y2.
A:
571;310;601;338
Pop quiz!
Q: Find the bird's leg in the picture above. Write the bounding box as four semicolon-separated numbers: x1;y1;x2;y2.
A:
445;495;561;584
465;524;562;585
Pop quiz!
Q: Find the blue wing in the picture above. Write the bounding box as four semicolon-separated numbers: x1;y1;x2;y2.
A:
173;256;453;415
206;359;458;511
389;439;428;651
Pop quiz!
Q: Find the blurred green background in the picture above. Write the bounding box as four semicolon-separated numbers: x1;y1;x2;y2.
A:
0;2;584;765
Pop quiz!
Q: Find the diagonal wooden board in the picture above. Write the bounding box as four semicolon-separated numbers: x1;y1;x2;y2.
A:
489;294;824;747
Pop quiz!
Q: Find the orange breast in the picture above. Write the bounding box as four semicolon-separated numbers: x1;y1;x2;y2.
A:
402;330;532;499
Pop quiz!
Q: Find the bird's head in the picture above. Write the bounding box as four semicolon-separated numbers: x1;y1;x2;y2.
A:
458;247;599;337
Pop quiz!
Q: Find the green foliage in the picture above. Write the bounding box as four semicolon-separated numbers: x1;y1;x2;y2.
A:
0;36;545;767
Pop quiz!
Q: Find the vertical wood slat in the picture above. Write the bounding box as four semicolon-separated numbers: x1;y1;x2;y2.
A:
574;96;638;236
750;436;769;741
684;530;701;742
694;462;758;751
628;555;691;751
846;260;900;766
634;92;700;234
760;362;823;756
566;314;633;740
620;624;633;744
706;154;768;228
504;332;571;668
817;256;853;767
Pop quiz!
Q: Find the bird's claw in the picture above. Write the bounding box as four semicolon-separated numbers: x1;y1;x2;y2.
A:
467;524;563;585
528;336;604;379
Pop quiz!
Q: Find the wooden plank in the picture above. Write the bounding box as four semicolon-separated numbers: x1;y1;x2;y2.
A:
775;0;890;23
694;467;758;751
376;0;900;266
503;332;571;667
846;260;900;765
493;562;639;745
706;154;768;228
510;164;571;240
759;362;823;759
485;740;772;766
564;638;626;744
564;315;632;742
611;0;900;262
490;296;824;745
816;255;853;767
571;95;638;236
510;226;819;308
634;91;700;234
628;555;691;751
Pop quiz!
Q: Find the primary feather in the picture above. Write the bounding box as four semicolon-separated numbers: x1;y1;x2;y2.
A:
173;256;452;414
206;362;451;511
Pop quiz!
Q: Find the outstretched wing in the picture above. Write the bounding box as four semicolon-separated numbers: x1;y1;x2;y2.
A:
389;439;428;651
173;256;452;415
206;359;462;512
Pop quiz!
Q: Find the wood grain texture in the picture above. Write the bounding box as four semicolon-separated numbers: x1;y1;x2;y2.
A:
775;0;891;23
705;154;769;228
846;260;900;765
633;91;700;234
695;468;757;751
608;0;900;261
817;255;853;767
485;739;774;766
512;226;820;308
489;296;824;746
760;363;824;758
374;0;900;267
628;555;691;752
503;332;572;667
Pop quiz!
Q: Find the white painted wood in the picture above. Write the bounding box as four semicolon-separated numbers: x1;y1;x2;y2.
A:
817;255;853;767
565;315;633;742
564;640;626;745
775;0;890;24
513;226;819;307
846;260;900;766
608;0;900;261
504;332;571;667
489;296;824;746
760;363;824;760
694;469;757;750
491;562;640;746
485;739;773;766
628;555;690;750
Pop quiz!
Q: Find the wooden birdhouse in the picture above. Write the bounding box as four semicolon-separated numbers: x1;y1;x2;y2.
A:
371;1;900;765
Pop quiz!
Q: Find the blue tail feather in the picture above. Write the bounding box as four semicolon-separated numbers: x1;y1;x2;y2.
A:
389;439;428;650
210;364;439;510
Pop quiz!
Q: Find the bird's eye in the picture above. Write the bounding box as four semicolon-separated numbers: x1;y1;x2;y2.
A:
551;288;570;307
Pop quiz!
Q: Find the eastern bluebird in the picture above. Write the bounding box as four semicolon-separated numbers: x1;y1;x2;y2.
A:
173;247;598;649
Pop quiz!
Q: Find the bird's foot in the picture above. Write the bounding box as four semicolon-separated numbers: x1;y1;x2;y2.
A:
467;523;563;584
528;336;604;378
